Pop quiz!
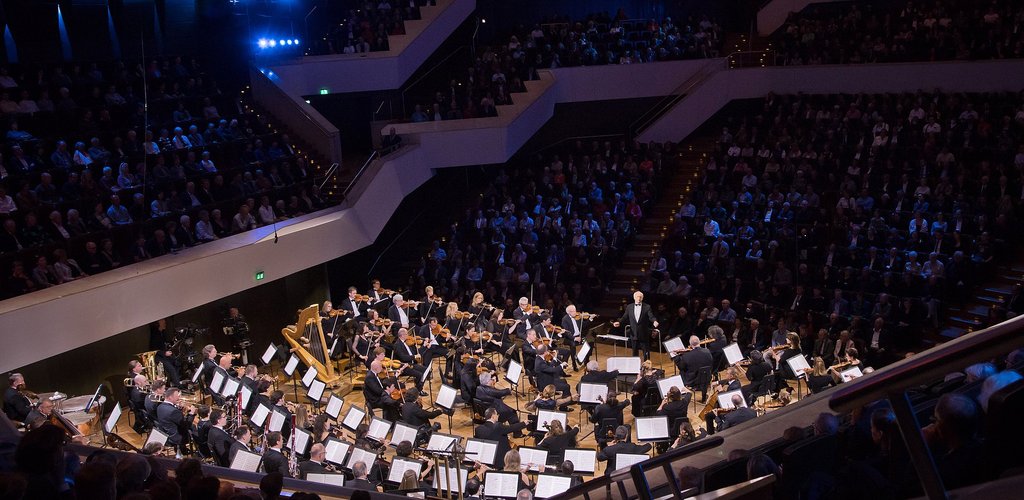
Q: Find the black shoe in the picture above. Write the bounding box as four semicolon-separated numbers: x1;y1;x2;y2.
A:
419;391;428;397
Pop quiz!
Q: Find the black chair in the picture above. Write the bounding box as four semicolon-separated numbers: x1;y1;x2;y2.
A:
694;366;713;406
702;456;749;492
984;378;1024;474
641;387;661;416
597;417;619;448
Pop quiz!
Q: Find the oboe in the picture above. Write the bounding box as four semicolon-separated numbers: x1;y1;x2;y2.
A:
288;414;298;477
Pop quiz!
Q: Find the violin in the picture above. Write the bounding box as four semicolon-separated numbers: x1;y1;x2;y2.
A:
398;301;422;308
545;324;566;335
327;309;348;317
405;335;426;346
542;351;556;362
497;318;518;326
372;318;393;328
382;357;403;370
529;305;547;314
461;353;481;364
354;294;372;303
572;312;598;321
450;311;474;320
431;324;452;340
389;387;406;401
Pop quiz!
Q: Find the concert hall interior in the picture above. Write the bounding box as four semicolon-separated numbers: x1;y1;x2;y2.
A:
3;1;1024;500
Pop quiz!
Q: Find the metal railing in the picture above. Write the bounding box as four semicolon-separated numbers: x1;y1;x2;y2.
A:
341;150;381;201
628;64;717;139
830;314;1024;499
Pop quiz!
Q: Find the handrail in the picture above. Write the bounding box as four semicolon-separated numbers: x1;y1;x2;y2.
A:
400;45;469;118
341;150;380;200
628;63;716;138
254;68;337;140
315;162;340;193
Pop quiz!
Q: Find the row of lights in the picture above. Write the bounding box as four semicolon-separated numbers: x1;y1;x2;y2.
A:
257;38;301;49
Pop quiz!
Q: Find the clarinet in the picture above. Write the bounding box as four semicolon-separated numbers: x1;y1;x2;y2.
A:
288;414;298;477
236;390;243;430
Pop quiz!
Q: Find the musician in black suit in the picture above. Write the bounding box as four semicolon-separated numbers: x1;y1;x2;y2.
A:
740;351;773;402
387;295;415;334
401;391;443;429
206;409;232;467
512;297;541;339
338;287;365;319
417;317;452;365
391;329;428;393
262;431;291;476
348;461;378;491
612;291;660;360
475;372;520;424
707;393;757;434
459;359;481;405
474;408;528;467
561;305;592;370
533;345;571;397
596;426;652;475
579;360;620;386
149;319;181;386
155;388;196;454
656;386;691;428
23;398;54;430
591;391;631;448
419;286;444;324
228;425;254;465
145;380;167;424
298;444;331;479
3;373;32;423
128;374;151;433
199;344;220;398
675;336;714;388
364;359;401;421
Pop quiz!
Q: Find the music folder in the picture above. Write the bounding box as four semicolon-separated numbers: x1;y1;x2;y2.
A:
283;354;300;377
505;359;523;385
190;365;203;384
324;438;353;466
260;344;278;365
230;449;262;472
579;382;606;404
635;416;670;442
366;416;391;442
656;374;686;398
535;409;567;432
289;428;312;455
104;403;121;434
436;384;458;410
484;471;521;498
305;473;345;486
563;448;596;474
613;453;649;472
268;408;288;433
464;438;498;466
250;403;272;427
325;395;344;419
421;360;433;384
840;366;864;382
717;389;748;410
345;446;379;471
209;369;227;394
663;336;685;358
535;474;574;499
786;354;811;379
518;446;549;472
723;343;744;366
341;405;367;431
145;429;168;448
426;433;460;454
606;356;641;374
240;385;253;410
575;341;591;364
390;421;419;448
302;366;318;387
220;377;241;398
433;466;470;493
307;379;327;402
388;456;423;483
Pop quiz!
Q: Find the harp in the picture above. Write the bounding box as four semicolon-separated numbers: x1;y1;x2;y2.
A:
281;304;341;385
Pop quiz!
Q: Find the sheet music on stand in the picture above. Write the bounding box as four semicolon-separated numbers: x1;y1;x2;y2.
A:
388;456;423;483
230;450;262;472
575;341;591;365
717;389;748;409
240;385;253;410
613;453;649;472
535;474;574;499
220;377;241;398
345;446;379;471
840;366;864;382
597;334;630;343
341;405;367;431
465;438;498;466
579;383;606;404
145;429;168;448
324;438;353;466
325;395;344;419
563;449;596;474
209;369;226;394
269;408;288;433
787;354;811;379
289;428;312;455
505;359;523;385
391;422;419;448
104;403;121;434
302;366;318;387
426;433;460;454
723;343;744;366
484;471;522;498
191;366;203;384
283;354;300;377
656;374;686;398
261;344;278;365
421;360;433;384
435;384;458;410
606;357;641;374
535;410;567;432
366;416;392;442
250;403;272;428
433;467;470;493
635;416;670;442
663;336;685;358
307;379;327;402
305;473;345;486
518;446;549;472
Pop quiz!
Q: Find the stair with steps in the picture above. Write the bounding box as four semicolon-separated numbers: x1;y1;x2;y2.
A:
593;136;715;320
940;261;1024;341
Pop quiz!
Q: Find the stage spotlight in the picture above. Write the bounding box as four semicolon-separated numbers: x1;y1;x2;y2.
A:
279;39;286;46
258;38;268;49
268;40;277;47
293;39;300;45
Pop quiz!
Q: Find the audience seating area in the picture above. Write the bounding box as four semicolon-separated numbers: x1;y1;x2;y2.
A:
305;0;436;56
0;59;330;301
774;0;1024;65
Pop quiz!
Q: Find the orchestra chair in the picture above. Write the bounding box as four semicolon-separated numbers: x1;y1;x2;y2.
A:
641;387;661;416
693;366;714;407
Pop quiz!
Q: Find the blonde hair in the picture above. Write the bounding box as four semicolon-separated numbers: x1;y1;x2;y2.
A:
399;469;418;490
472;292;484;305
812;357;827;377
446;302;459;317
504;449;521;472
541;385;556;399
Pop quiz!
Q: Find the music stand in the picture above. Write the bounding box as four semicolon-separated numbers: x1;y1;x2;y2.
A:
505;359;524;414
435;384;459;432
535;474;574;499
563;448;597;475
635;415;670;450
283;354;301;406
325;394;344;420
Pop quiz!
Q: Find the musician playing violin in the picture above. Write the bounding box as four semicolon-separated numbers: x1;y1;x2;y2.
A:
401;391;443;446
387;294;415;334
418;285;444;324
339;286;366;320
390;330;429;395
442;301;470;338
534;345;572;398
352;322;379;366
512;297;542;339
416;317;450;364
560;305;593;370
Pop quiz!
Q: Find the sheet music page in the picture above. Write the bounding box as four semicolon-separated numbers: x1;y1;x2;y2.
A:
436;384;457;409
240;385;253;409
579;383;606;404
145;429;168;447
308;380;326;402
426;433;458;453
724;343;744;365
284;355;300;376
421;360;433;383
535;475;573;499
606;357;641;374
261;344;277;364
302;366;318;387
210;370;226;394
717;389;748;409
563;449;596;474
519;447;549;472
484;472;520;498
663;336;685;358
575;341;591;364
840;367;864;382
269;408;288;432
305;473;345;486
636;416;670;441
345;447;379;470
325;395;344;419
342;406;366;430
656;375;686;398
290;428;312;454
433;467;469;492
324;439;352;466
251;404;271;427
104;403;122;433
367;417;391;441
465;439;498;466
787;354;811;379
191;366;203;383
388;457;423;483
391;422;419;447
505;360;523;385
536;410;567;432
229;450;262;472
220;377;240;398
613;453;649;471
